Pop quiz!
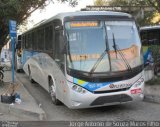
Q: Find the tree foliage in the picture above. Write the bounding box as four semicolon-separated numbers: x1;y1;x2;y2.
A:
94;0;160;11
0;0;78;48
94;0;107;6
147;0;160;13
108;0;149;6
94;0;160;26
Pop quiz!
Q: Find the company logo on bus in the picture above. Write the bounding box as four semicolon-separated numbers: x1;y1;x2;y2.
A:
109;84;115;88
109;83;132;89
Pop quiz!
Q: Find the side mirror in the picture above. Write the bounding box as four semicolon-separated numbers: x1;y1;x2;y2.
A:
136;23;140;32
61;37;67;54
55;25;63;31
61;46;67;54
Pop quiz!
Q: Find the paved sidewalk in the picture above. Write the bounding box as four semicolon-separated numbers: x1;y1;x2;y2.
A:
0;70;46;121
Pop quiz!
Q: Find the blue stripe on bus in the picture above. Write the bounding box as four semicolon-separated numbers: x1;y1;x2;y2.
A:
73;77;113;91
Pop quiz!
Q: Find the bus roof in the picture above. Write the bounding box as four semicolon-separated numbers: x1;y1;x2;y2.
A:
140;25;160;31
23;11;132;34
53;11;131;20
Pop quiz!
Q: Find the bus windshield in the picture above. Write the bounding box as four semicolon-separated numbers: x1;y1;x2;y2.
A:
65;20;143;73
106;21;142;71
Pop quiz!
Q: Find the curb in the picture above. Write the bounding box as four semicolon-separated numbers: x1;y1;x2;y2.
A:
143;94;160;104
0;102;45;120
15;76;46;120
0;76;46;120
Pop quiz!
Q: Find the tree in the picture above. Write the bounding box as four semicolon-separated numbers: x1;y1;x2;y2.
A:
108;0;160;12
94;0;107;6
147;0;160;13
94;0;160;26
0;0;78;49
94;0;160;10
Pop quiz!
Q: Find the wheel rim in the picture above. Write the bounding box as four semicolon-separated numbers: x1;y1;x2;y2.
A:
49;79;56;102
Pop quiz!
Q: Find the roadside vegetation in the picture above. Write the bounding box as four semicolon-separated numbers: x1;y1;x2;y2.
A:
0;0;78;50
94;0;160;26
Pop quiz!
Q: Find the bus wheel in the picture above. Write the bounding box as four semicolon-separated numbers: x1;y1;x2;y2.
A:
28;66;35;83
49;78;61;105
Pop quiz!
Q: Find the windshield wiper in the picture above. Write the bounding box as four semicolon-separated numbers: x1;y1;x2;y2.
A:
90;27;110;75
89;23;111;75
89;50;108;75
112;33;132;71
112;34;118;58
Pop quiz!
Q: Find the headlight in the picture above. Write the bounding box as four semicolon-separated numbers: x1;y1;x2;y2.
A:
72;85;86;94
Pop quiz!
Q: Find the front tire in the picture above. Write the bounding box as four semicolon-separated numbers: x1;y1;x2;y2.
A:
49;78;61;105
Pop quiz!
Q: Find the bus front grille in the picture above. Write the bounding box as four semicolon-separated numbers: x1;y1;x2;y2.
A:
90;94;132;106
93;87;130;94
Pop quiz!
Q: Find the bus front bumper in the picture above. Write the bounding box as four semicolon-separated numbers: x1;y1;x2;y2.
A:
66;83;144;109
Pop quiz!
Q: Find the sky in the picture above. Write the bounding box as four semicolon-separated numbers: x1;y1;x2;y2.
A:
28;0;94;28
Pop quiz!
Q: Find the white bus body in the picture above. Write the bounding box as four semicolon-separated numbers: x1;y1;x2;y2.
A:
19;11;144;109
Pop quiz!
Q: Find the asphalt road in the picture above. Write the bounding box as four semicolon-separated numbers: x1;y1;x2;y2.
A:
16;72;160;121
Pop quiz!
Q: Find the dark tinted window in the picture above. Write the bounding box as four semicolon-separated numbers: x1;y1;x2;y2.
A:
22;36;25;48
28;33;32;49
37;29;44;50
25;34;29;49
45;26;53;50
141;29;160;46
141;31;148;46
148;30;159;45
32;31;37;50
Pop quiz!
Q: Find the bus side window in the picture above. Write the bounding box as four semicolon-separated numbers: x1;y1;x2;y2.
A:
34;30;38;50
54;20;63;60
55;30;61;60
37;29;45;51
28;33;32;49
141;31;148;46
148;30;159;45
45;25;53;51
25;34;29;49
16;35;22;49
24;35;26;49
31;32;35;50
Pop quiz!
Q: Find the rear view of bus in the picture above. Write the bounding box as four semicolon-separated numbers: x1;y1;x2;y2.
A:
63;12;144;108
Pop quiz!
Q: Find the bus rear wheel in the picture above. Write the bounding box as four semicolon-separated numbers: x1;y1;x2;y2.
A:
49;78;61;105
